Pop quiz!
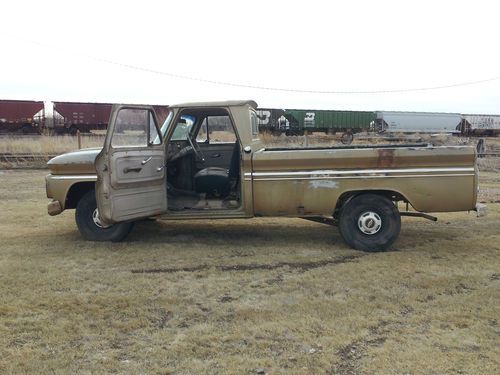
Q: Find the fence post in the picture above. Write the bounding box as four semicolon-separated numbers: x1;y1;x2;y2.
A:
77;130;82;149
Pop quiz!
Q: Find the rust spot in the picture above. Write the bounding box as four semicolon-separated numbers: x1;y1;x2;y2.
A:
377;149;395;168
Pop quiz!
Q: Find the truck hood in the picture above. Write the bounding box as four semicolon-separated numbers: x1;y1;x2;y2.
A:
47;148;101;175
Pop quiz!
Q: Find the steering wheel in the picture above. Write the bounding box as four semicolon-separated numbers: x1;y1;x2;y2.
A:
187;136;205;162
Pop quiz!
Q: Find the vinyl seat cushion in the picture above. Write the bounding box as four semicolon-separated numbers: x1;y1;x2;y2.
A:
194;167;229;194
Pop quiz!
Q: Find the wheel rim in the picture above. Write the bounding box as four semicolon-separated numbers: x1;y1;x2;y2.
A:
92;208;110;229
357;211;382;235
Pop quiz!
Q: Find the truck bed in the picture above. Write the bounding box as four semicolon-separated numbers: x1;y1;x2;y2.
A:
250;145;477;215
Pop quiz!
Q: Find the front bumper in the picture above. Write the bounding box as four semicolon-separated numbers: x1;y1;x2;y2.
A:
48;200;63;216
45;173;97;216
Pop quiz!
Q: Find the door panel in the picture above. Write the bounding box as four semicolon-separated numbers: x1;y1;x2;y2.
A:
111;150;164;188
96;105;167;224
197;142;235;169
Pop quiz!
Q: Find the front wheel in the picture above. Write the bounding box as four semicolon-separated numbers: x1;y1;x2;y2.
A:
75;190;134;242
338;193;401;252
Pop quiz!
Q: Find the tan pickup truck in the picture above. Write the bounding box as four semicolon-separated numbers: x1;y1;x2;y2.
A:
46;100;481;251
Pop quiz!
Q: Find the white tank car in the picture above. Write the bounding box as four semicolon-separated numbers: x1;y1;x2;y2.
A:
462;114;500;135
376;111;462;134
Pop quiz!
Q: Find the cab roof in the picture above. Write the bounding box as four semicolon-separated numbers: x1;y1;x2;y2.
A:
168;100;258;109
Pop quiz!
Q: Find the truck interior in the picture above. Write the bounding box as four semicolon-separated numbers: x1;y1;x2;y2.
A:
165;108;242;211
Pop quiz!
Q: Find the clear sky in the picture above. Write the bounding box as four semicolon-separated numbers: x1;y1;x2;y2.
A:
1;0;499;113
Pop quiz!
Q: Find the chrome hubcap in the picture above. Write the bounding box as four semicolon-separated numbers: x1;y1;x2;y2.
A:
357;211;382;235
92;208;109;228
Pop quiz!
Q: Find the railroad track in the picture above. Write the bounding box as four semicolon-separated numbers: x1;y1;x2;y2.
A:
0;153;58;162
0;133;106;138
0;134;43;139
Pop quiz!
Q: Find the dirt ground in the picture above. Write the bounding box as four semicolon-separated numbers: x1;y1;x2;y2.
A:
0;169;499;374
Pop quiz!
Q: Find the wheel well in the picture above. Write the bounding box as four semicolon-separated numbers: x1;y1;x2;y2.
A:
66;182;95;209
333;190;409;219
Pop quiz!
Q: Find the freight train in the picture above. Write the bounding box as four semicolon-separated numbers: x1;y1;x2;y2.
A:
0;100;170;135
374;111;463;134
1;99;499;137
52;101;113;134
257;108;500;137
0;100;45;134
0;100;113;134
256;108;376;136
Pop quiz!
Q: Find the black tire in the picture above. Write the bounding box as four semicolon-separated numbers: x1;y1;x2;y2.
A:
75;190;134;242
341;131;354;145
338;193;401;252
20;125;32;134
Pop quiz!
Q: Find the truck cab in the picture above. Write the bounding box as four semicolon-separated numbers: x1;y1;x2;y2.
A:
94;101;261;227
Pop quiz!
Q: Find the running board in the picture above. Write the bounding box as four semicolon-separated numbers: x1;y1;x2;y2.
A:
301;217;337;226
400;212;438;221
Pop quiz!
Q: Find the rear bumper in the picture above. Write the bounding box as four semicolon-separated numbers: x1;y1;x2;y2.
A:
474;203;487;217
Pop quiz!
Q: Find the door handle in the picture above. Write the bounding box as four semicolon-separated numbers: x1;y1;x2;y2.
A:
211;153;221;158
156;166;164;172
123;166;142;173
141;156;153;165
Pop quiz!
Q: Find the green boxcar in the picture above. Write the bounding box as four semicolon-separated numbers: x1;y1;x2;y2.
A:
256;108;376;135
285;109;376;133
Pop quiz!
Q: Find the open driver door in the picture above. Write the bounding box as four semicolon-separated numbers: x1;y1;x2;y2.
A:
95;105;167;224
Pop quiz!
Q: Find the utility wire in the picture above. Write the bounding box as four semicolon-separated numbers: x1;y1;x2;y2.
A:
3;32;500;94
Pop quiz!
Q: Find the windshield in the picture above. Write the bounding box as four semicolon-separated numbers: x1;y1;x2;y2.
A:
171;114;196;141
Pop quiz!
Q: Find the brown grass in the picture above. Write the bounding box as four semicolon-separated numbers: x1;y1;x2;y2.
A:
0;134;105;154
0;170;499;374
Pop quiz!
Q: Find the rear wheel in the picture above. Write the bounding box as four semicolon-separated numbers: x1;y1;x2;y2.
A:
75;190;134;242
338;193;401;252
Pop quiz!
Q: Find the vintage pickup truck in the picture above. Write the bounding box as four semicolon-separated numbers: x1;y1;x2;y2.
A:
46;100;481;251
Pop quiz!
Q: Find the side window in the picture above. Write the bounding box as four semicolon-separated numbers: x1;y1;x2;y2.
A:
207;116;236;144
111;108;161;148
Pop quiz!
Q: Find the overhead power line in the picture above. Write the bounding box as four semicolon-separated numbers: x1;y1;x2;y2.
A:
3;32;500;94
95;58;500;94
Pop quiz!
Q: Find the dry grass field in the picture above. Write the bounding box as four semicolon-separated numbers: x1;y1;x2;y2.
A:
0;167;499;374
1;134;499;373
0;134;105;155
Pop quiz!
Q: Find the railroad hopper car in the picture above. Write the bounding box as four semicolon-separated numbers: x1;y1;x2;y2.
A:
53;102;113;134
257;108;376;136
460;114;500;136
0;100;44;134
376;111;462;134
52;102;170;134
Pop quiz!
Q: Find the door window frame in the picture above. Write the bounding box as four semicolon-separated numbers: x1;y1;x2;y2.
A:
109;106;163;150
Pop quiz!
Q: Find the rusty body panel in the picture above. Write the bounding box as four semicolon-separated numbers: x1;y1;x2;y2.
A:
47;148;101;175
250;146;476;215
